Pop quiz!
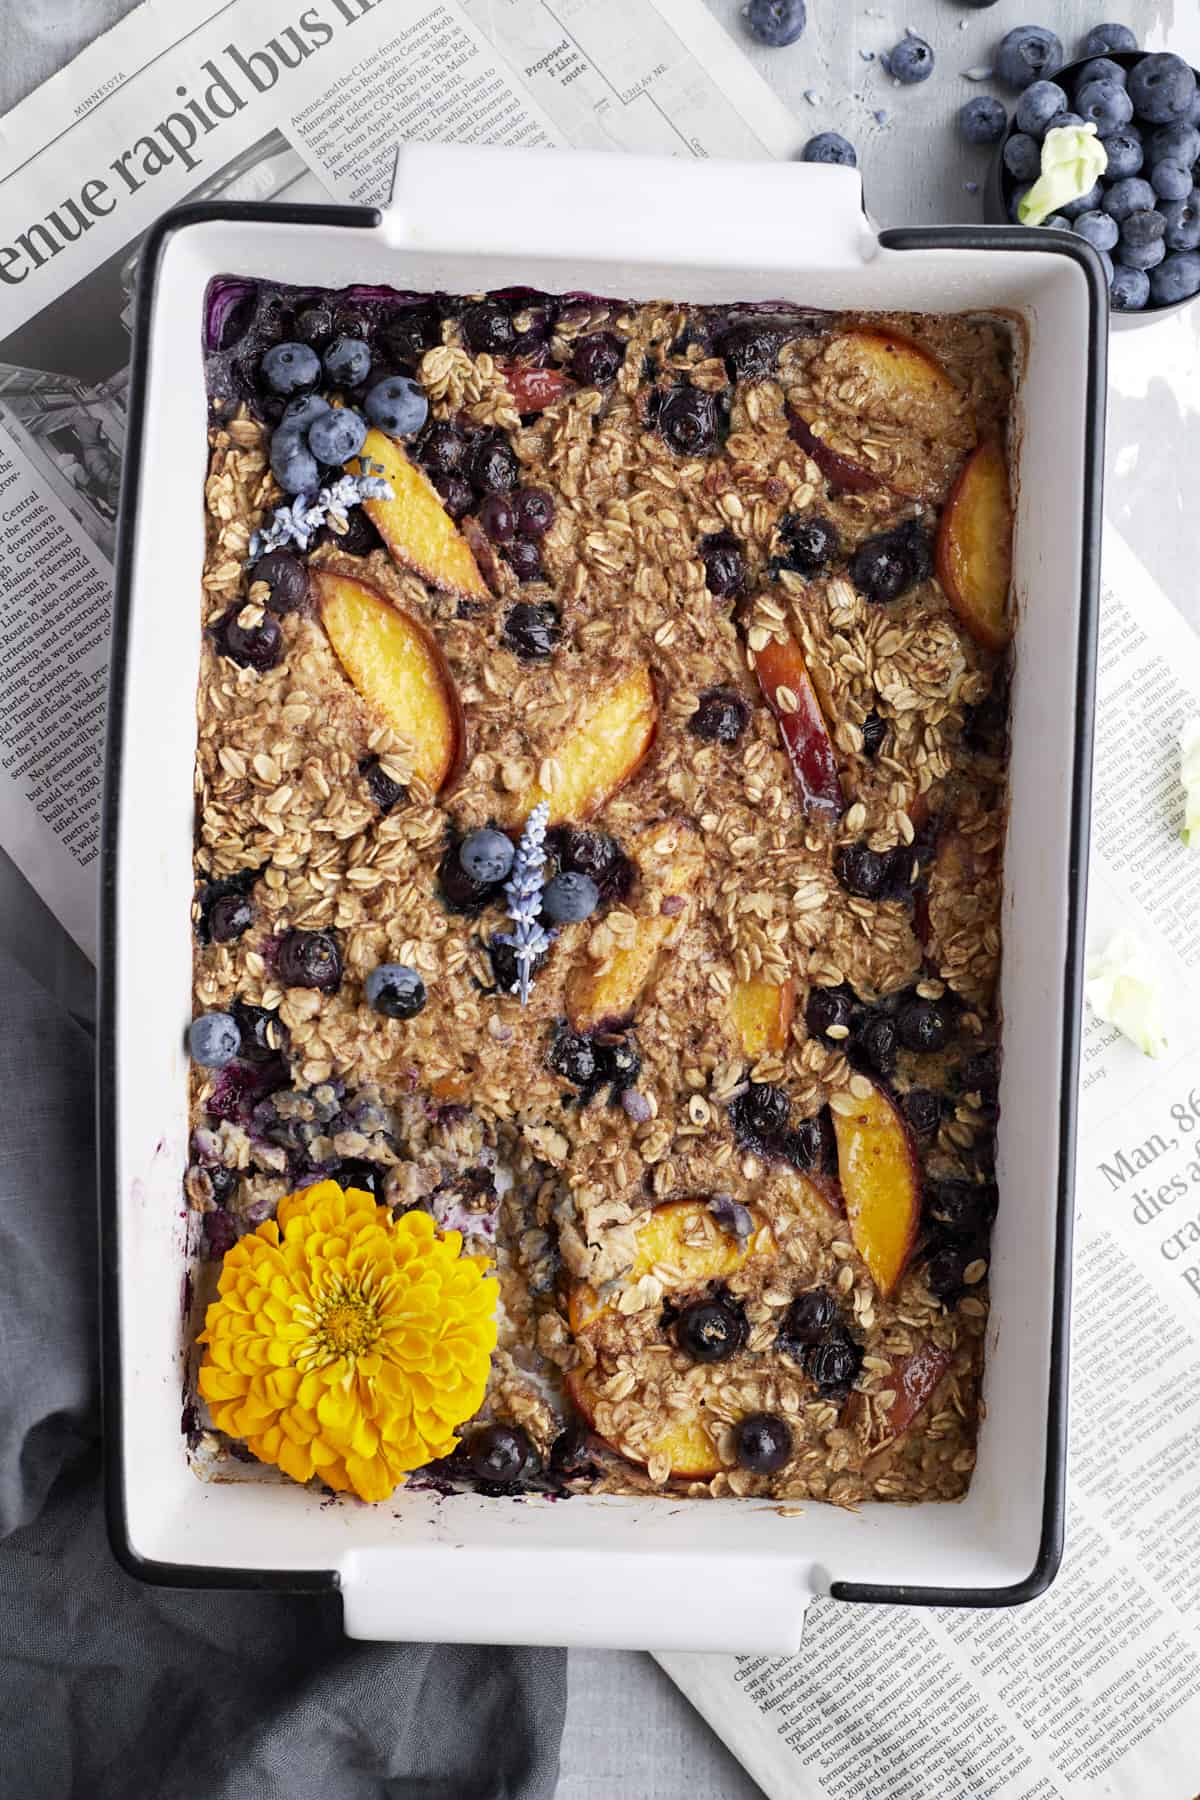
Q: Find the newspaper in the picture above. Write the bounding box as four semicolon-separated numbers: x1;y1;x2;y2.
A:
0;0;802;961
6;6;1200;1797
659;526;1200;1800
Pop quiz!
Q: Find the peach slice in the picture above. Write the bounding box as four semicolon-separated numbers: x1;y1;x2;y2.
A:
850;1340;952;1447
564;823;701;1032
354;428;489;601
566;1366;724;1479
730;974;795;1058
831;1078;920;1297
750;633;843;818
935;441;1014;653
505;665;657;828
826;329;962;425
788;412;883;497
313;569;463;792
567;1196;773;1333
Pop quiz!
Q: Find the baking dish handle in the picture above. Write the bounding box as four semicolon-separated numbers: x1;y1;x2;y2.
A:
339;1545;820;1650
379;142;877;273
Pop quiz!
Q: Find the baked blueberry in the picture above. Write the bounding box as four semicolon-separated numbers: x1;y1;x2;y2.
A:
514;488;555;537
365;963;427;1019
460;300;515;354
659;386;723;456
689;688;750;745
261;340;320;395
861;711;887;758
278;928;341;993
549;1422;596;1479
570;332;624;387
887;33;935;85
994;26;1063;91
467;1422;530;1483
546;1027;598;1087
924;1245;976;1302
189;1012;241;1068
733;1413;792;1474
249;549;309;613
779;1287;838;1350
502;601;560;660
361;757;406;814
470;435;520;494
546;827;635;904
432;472;473;519
1128;52;1196;125
728;1081;791;1156
701;531;747;599
958;96;1008;147
848;520;931;604
595;1036;641;1095
675;1298;747;1364
364;374;428;437
478;493;516;543
802;132;857;167
833;842;888;900
308;406;367;464
294;305;334;347
777;512;839;574
745;0;806;49
924;1177;999;1241
322;335;371;386
543;871;600;924
803;1324;863;1399
228;1000;281;1064
716;320;789;382
805;985;854;1042
208;891;254;944
903;1087;942;1139
418;420;469;474
506;538;543;582
487;933;549;994
781;1111;830;1172
897;996;950;1054
853;1013;898;1078
220;609;283;672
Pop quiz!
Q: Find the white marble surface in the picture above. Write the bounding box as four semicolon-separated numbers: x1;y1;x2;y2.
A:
5;3;1200;1796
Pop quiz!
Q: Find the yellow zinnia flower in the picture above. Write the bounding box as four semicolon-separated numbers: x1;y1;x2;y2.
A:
197;1180;497;1502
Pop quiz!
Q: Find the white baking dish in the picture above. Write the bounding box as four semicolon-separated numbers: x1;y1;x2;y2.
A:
100;144;1106;1652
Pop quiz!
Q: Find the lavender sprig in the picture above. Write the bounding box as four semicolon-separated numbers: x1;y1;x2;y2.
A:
495;800;555;1006
248;460;393;558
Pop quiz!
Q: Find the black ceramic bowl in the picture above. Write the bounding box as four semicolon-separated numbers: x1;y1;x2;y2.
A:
986;49;1200;327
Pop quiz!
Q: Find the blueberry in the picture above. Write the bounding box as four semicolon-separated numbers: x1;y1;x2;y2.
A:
1016;80;1067;137
848;519;931;604
675;1298;748;1364
1110;264;1151;309
925;1246;977;1302
506;538;543;582
689;687;750;745
515;488;555;538
460;827;516;885
278;928;341;993
659;386;722;456
1102;176;1156;221
1073;210;1119;252
897;996;950;1054
459;301;513;356
208;892;254;943
1074;57;1128;93
903;1087;942;1139
779;1288;838;1350
281;392;331;430
1162;195;1200;250
308;406;367;464
547;828;635;905
733;1413;792;1474
861;712;887;758
1079;24;1137;57
887;34;934;85
1059;181;1105;220
802;132;857;168
261;340;321;395
269;426;319;494
364;374;428;437
728;1082;791;1156
701;531;747;598
189;1012;241;1068
802;1325;863;1399
1075;78;1133;136
1149;123;1200;166
925;1177;998;1241
433;472;473;519
852;1013;898;1078
547;1027;598;1086
959;96;1008;147
1128;53;1197;124
361;757;406;814
542;871;600;924
744;0;805;47
322;335;371;386
467;1423;530;1484
419;420;469;474
596;1037;641;1095
570;331;624;387
1099;130;1143;182
1152;160;1193;201
470;436;520;494
365;962;427;1020
717;320;791;382
502;601;561;660
478;493;516;543
805;985;853;1042
249;549;309;613
228;1000;282;1065
294;305;334;347
1118;212;1167;270
995;26;1064;91
833;842;887;899
1003;133;1042;182
1150;250;1200;305
221;609;282;672
777;512;839;574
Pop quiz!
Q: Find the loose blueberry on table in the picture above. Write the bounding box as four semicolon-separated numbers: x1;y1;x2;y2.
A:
190;275;1012;1505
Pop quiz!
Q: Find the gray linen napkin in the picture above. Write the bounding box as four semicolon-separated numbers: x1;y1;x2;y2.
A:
0;945;566;1799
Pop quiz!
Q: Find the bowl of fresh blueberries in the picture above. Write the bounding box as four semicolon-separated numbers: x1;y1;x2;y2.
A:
986;32;1200;324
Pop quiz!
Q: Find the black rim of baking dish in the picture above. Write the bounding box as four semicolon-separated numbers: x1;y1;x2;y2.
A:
100;205;1107;1611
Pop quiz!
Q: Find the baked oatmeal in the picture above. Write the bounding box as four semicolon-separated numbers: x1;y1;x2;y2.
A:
187;280;1013;1507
